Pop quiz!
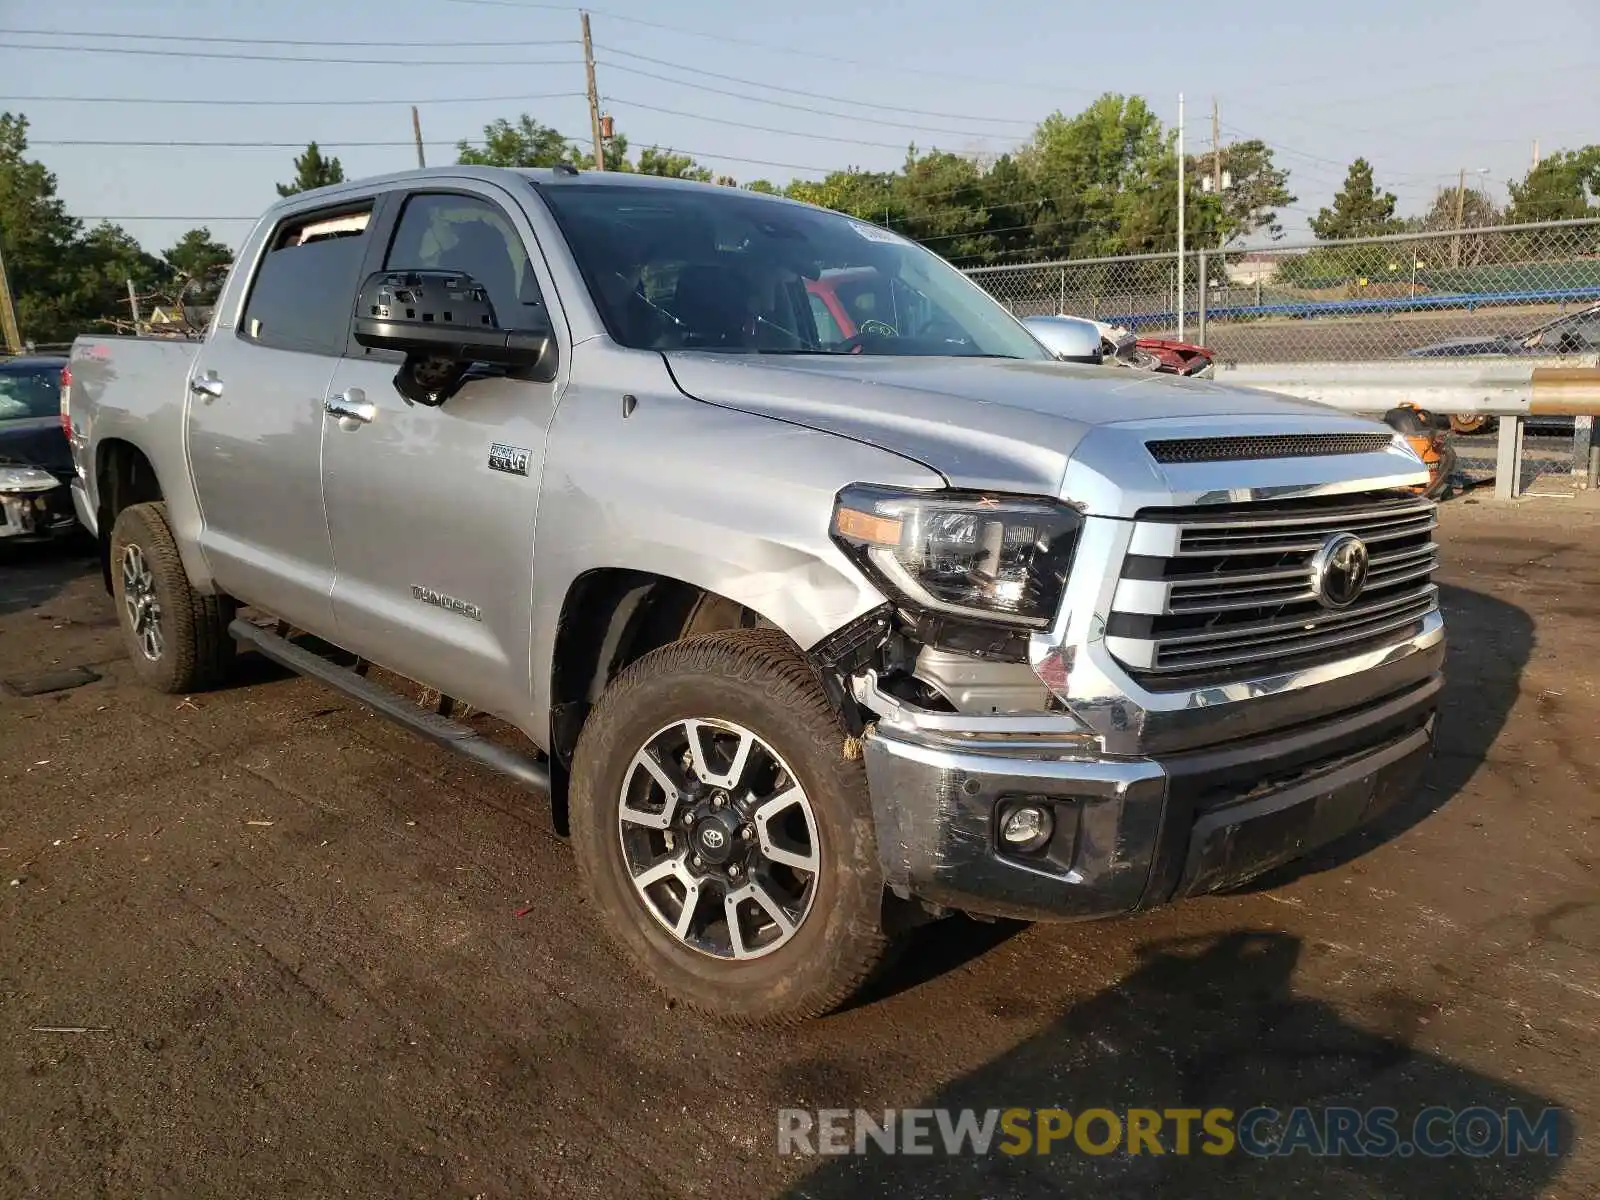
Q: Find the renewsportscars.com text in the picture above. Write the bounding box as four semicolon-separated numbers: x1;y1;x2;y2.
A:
777;1106;1562;1159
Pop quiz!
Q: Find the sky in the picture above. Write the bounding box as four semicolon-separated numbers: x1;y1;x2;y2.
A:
2;0;1594;257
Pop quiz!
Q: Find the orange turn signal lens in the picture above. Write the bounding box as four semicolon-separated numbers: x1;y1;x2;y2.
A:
833;507;903;546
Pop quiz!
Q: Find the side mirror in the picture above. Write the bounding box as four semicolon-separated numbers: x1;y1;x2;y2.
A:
353;270;550;368
1021;315;1104;365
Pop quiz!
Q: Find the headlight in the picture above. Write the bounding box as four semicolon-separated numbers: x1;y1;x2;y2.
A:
830;485;1082;628
0;465;60;493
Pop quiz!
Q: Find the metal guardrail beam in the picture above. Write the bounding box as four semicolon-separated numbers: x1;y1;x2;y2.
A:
1214;356;1600;417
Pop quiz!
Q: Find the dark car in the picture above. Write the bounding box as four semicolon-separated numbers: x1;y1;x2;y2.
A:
1406;304;1599;434
0;355;79;543
1407;302;1600;359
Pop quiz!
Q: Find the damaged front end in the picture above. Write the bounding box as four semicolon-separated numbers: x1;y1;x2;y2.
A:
806;471;1443;925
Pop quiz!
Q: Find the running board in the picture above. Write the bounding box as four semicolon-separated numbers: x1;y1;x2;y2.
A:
228;618;550;793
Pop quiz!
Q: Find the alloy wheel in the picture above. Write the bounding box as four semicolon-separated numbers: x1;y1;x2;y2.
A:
120;544;164;661
617;717;820;961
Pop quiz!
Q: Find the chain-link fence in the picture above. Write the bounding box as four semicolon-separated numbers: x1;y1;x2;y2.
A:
967;218;1600;364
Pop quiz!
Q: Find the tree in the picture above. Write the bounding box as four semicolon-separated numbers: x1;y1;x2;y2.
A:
1017;94;1181;259
635;147;712;181
1309;158;1403;239
1506;147;1600;223
743;180;780;194
456;114;629;171
458;114;575;168
163;228;233;306
77;222;164;331
1191;138;1296;245
275;141;345;197
0;111;88;342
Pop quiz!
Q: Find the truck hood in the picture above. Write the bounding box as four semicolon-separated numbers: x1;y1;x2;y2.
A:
664;352;1380;498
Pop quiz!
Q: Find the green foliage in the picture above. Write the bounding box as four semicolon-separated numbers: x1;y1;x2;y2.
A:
1192;138;1296;245
275;142;345;197
1;111;88;342
1309;158;1403;239
636;147;712;181
457;113;630;171
162;228;234;304
1506;147;1600;222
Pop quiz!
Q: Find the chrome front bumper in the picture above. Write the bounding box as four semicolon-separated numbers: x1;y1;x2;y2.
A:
856;629;1443;922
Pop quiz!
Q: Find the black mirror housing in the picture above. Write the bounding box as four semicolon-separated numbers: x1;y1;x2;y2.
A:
353;270;550;369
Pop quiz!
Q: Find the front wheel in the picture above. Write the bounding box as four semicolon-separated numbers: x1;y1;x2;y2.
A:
569;629;889;1025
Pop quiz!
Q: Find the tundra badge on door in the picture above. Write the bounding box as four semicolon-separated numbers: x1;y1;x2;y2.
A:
488;443;531;476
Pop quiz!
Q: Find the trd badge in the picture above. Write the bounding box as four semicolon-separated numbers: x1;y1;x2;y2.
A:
488;443;531;476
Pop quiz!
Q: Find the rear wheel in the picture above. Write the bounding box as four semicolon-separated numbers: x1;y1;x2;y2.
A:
570;628;889;1025
109;502;234;693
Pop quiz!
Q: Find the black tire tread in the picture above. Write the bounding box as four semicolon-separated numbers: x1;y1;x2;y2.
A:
570;627;888;1027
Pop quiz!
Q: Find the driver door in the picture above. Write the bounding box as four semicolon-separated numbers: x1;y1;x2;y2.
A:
320;182;565;723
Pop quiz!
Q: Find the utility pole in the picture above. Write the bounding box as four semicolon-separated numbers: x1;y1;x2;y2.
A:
1176;92;1186;341
1211;97;1222;194
0;240;21;356
125;279;142;333
411;106;427;168
1532;138;1541;169
1211;96;1227;250
581;12;606;170
1452;167;1467;269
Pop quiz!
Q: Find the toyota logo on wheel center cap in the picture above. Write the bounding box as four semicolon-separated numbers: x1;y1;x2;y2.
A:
700;826;727;850
1310;532;1370;609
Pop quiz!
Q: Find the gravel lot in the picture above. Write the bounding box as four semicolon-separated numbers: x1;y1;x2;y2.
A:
2;499;1597;1198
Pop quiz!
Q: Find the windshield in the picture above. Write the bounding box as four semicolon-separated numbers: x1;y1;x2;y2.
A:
0;365;61;422
536;184;1049;360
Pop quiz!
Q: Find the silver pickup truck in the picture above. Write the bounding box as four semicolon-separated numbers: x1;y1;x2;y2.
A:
65;166;1444;1023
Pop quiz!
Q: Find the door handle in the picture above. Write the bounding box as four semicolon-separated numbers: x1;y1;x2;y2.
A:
324;388;376;425
189;372;224;400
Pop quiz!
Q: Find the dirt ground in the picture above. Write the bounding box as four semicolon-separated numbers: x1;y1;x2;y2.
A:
2;499;1597;1199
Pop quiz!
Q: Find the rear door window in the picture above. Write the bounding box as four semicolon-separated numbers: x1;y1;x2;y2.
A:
240;203;375;356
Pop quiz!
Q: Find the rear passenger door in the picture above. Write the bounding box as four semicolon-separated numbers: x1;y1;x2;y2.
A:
188;199;383;632
320;182;565;723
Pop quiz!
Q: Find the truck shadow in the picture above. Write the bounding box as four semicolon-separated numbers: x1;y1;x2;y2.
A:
787;930;1570;1198
0;537;98;617
1232;581;1529;892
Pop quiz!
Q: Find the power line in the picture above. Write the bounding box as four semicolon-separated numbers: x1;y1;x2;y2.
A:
0;27;577;47
593;45;1034;127
597;61;1019;143
0;42;581;66
605;97;923;151
1;92;588;107
34;138;484;148
445;0;1078;93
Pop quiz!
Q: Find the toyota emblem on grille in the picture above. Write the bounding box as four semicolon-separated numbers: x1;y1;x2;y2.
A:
1310;533;1370;609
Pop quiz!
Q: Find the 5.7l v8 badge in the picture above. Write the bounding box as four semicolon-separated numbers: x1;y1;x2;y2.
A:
488;443;532;476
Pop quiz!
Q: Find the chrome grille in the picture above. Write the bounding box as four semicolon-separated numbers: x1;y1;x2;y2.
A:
1107;490;1439;684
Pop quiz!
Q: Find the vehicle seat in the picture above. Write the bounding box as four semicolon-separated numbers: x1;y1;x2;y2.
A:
670;263;752;348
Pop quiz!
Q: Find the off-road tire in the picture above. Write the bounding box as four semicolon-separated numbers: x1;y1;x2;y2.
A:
570;628;889;1025
109;501;235;693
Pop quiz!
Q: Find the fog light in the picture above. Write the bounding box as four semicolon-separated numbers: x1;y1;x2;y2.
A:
1000;803;1053;853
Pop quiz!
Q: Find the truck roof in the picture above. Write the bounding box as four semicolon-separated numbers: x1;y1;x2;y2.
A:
265;165;808;219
